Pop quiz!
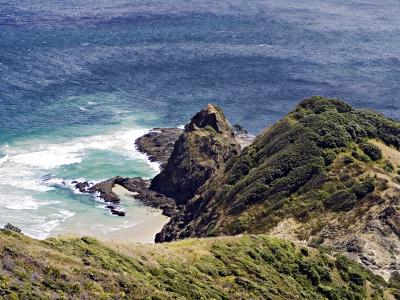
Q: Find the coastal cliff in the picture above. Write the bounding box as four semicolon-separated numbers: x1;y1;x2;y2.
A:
151;97;400;281
1;97;400;299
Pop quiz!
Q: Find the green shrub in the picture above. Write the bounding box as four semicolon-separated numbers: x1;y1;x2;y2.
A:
389;272;400;289
308;237;325;248
360;142;382;161
351;150;370;162
351;180;375;199
233;214;255;233
342;156;354;165
384;161;394;173
324;152;336;166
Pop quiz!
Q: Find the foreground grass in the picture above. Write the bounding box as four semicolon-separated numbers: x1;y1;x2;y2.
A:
0;231;395;299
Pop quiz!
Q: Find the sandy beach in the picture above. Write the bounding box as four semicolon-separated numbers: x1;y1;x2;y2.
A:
106;184;170;243
49;184;169;244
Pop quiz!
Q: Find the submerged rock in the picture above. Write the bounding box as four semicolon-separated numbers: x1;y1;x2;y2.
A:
110;208;126;217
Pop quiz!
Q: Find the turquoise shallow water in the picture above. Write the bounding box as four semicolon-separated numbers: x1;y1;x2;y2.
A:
1;0;399;239
0;111;165;240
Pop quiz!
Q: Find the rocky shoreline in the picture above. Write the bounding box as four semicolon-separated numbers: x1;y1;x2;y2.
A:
74;176;177;218
135;126;255;170
73;126;186;217
72;106;255;218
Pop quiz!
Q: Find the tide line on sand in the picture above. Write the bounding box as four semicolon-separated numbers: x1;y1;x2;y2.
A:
106;184;170;244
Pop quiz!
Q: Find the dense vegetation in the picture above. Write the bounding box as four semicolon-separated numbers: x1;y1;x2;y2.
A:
222;97;399;217
0;230;394;299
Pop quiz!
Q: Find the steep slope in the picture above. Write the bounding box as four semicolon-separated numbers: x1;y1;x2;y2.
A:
0;230;395;299
156;97;400;279
150;104;240;205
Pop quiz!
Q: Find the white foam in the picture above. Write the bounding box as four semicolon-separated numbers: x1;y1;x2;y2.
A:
57;208;76;218
0;126;159;191
32;219;62;239
0;125;162;238
11;148;82;169
4;195;41;210
4;198;60;210
79;106;87;111
0;164;53;192
0;154;9;165
45;177;97;194
29;209;76;239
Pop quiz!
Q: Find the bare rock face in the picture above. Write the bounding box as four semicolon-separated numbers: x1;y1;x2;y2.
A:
150;104;240;205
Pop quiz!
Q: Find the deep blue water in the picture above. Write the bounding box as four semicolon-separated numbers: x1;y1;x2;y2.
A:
0;0;399;239
1;0;400;141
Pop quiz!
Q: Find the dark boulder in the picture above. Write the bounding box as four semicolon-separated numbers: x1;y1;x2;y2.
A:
3;223;22;233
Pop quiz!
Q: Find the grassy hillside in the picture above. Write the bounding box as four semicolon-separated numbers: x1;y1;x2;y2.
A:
0;230;396;299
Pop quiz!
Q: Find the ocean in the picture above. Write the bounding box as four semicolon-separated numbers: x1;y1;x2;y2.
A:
1;0;399;240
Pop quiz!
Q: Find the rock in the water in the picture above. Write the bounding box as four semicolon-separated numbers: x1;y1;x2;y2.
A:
135;128;183;169
75;181;90;193
105;204;125;216
88;179;120;203
110;208;126;217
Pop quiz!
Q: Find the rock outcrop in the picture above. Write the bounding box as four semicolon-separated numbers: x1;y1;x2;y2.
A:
150;104;240;205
